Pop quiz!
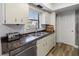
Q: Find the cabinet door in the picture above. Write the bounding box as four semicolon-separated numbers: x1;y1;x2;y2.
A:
42;37;48;55
46;34;54;52
50;34;53;47
44;36;50;52
5;4;18;24
5;3;28;24
45;12;51;24
37;39;43;56
37;39;45;56
37;44;44;56
47;35;52;50
50;34;56;47
37;38;48;56
16;4;28;24
50;33;56;47
53;33;56;46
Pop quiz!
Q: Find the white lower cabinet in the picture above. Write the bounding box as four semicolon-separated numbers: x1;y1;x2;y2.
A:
37;33;56;56
37;44;45;56
53;33;56;46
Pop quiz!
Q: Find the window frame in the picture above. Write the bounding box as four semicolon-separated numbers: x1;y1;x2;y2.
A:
28;8;40;29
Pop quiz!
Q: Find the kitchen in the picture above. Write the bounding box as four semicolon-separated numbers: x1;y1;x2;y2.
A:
0;3;79;56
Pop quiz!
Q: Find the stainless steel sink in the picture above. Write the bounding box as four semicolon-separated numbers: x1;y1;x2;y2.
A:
25;35;38;42
20;32;49;44
20;35;38;44
29;32;48;37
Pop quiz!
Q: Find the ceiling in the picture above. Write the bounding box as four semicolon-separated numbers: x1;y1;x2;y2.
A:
33;3;79;13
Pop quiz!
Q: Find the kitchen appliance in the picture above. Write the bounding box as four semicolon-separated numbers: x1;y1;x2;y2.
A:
1;32;37;56
9;41;37;56
6;32;20;41
1;32;21;54
45;24;54;32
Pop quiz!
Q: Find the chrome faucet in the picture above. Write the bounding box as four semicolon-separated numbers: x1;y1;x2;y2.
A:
35;22;38;36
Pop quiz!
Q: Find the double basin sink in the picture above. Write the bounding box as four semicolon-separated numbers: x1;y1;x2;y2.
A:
21;32;49;43
28;32;49;39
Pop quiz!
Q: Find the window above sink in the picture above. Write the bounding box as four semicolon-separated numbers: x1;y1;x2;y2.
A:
28;8;40;29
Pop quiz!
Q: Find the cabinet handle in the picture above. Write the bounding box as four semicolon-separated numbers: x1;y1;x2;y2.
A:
46;42;47;45
4;20;6;24
15;18;17;22
43;44;44;47
21;19;23;22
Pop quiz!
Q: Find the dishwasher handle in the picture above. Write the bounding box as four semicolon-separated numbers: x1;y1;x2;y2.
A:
15;45;37;56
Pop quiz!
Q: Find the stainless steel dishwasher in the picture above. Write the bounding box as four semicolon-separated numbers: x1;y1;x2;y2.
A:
16;45;37;56
9;41;37;56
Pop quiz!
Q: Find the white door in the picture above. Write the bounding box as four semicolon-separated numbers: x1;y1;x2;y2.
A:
56;10;75;47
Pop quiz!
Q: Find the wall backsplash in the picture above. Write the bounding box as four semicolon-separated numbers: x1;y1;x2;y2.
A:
0;24;25;55
0;24;45;37
0;24;25;37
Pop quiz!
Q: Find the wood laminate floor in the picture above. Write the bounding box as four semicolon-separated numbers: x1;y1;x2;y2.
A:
47;43;78;56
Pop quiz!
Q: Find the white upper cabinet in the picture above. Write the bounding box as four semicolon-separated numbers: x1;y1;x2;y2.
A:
41;12;51;24
39;11;51;25
2;3;28;24
50;12;56;29
45;12;51;24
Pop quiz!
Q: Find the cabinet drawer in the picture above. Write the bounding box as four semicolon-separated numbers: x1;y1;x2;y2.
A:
37;38;44;44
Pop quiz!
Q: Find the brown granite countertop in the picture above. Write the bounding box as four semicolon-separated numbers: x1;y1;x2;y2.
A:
1;31;55;55
10;31;54;51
